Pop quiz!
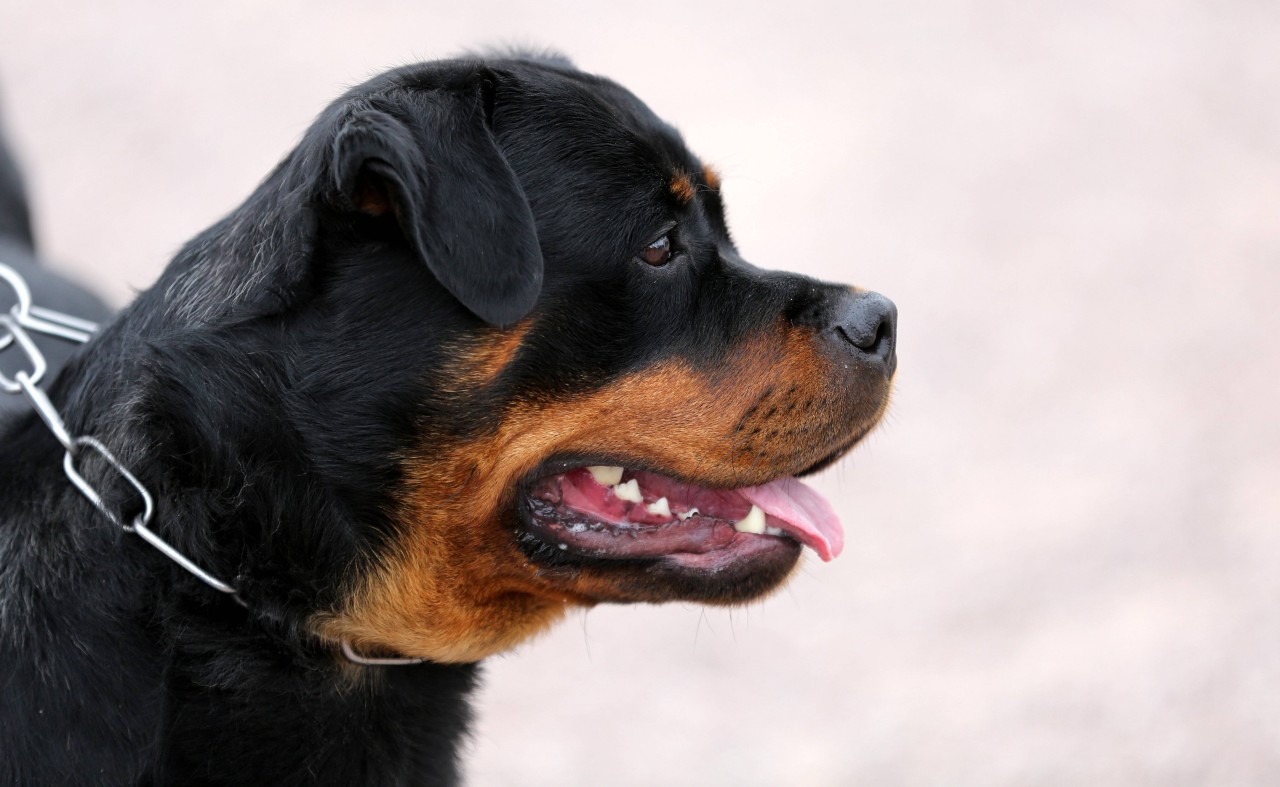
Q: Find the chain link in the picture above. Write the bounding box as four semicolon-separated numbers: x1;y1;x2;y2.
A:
1;262;422;665
0;313;47;392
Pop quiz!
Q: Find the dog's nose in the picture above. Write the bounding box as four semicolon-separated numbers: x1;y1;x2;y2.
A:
831;290;897;376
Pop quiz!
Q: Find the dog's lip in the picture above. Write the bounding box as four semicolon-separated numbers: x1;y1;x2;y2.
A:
516;458;844;563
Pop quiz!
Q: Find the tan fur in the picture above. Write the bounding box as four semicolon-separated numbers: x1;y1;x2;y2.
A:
669;171;697;203
443;320;533;390
702;164;721;191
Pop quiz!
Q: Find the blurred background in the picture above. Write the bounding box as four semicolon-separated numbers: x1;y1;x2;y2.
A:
2;1;1278;784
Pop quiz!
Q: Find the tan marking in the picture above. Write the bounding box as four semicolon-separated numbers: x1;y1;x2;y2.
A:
669;171;696;203
443;319;533;391
316;323;892;663
702;164;721;191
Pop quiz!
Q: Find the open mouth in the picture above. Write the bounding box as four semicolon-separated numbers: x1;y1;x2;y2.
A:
521;464;844;570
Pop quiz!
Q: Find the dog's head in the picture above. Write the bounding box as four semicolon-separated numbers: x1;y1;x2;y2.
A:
146;55;895;664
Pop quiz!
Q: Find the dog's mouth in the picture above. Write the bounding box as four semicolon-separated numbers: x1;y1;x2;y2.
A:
519;463;843;571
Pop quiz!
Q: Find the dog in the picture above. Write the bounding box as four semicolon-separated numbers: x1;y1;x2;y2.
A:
0;53;896;785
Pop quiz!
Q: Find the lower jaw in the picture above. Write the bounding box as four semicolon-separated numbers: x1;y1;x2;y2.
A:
516;502;804;603
595;539;803;605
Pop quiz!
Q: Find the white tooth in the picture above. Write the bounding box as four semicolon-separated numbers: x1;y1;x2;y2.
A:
646;497;672;517
678;507;699;520
587;465;624;486
764;526;784;537
733;505;767;534
613;479;643;503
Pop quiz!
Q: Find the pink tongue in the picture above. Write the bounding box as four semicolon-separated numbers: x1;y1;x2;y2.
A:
740;477;845;562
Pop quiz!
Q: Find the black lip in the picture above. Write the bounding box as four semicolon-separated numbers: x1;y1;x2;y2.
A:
512;492;661;570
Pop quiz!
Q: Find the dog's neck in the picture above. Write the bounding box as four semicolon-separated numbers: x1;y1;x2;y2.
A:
0;262;484;785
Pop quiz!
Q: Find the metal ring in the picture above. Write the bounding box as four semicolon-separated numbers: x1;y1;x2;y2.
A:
63;436;155;530
0;262;34;352
0;313;46;393
340;639;426;666
0;263;34;320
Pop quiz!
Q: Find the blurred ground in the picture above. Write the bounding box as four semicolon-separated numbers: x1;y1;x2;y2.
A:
2;1;1278;784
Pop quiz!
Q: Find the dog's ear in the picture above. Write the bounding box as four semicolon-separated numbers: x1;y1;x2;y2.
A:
330;85;542;327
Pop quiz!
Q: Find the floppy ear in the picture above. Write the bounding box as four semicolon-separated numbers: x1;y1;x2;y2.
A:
330;86;543;326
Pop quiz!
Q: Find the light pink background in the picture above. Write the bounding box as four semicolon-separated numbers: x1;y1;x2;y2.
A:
2;2;1278;784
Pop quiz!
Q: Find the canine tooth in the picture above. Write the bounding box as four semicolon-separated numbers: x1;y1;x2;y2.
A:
764;526;784;537
587;465;624;486
678;507;699;520
613;479;643;503
646;497;672;517
733;505;767;534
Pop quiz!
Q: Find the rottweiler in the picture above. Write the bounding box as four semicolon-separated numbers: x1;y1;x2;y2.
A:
0;53;896;785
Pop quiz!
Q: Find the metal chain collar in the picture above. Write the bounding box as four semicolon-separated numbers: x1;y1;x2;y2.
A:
0;262;421;666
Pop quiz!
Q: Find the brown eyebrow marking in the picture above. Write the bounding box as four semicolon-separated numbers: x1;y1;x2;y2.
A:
702;164;721;190
669;171;696;203
444;319;533;391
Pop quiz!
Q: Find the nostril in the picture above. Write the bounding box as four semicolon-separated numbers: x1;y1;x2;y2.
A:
833;291;897;371
837;316;889;353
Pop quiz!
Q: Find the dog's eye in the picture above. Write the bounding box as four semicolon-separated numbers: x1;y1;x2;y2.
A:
638;234;672;267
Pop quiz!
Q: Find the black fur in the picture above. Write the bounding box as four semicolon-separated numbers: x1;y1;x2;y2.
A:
0;55;894;784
